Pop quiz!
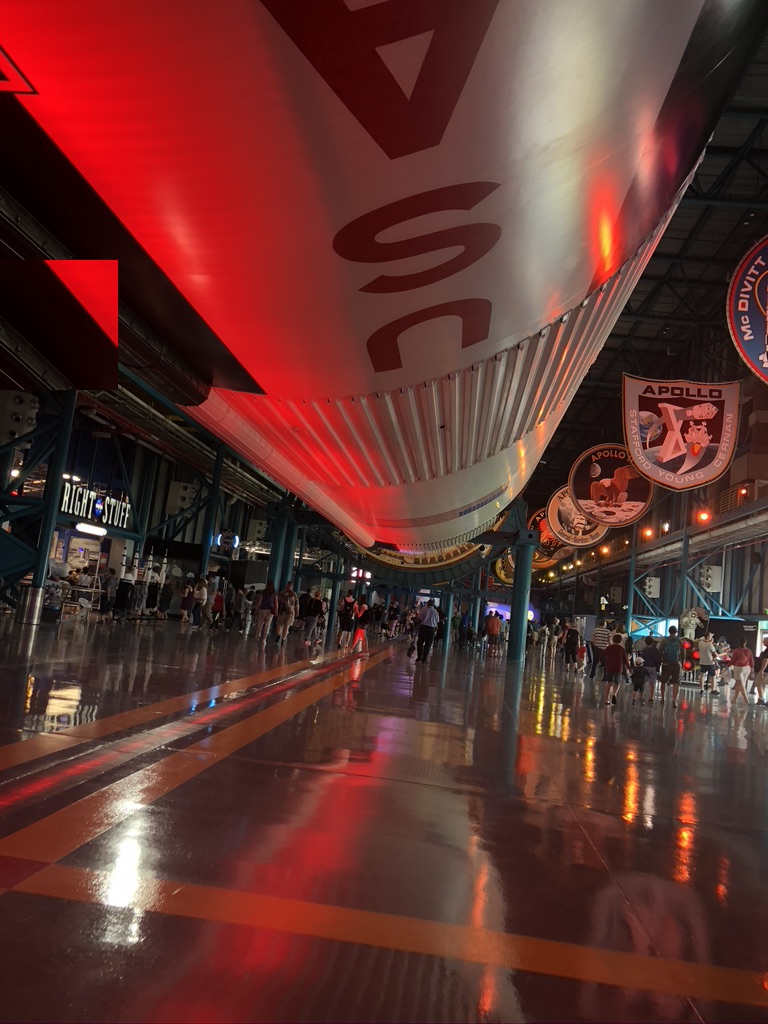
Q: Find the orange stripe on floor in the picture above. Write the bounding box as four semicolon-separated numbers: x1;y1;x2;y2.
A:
14;861;768;1008
0;649;357;773
0;650;388;864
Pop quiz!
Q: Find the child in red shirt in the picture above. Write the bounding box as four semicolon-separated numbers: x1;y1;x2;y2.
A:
210;589;225;633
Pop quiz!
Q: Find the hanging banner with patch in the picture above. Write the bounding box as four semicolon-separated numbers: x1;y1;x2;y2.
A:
623;376;740;490
527;507;569;569
546;487;610;548
726;235;768;383
493;552;514;585
568;443;654;526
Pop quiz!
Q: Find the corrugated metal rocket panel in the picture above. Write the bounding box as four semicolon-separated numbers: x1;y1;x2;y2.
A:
191;199;679;552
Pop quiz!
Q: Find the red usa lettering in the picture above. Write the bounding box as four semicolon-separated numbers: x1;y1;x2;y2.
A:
260;0;500;158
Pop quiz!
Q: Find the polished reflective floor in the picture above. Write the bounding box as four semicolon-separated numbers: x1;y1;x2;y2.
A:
0;612;766;1022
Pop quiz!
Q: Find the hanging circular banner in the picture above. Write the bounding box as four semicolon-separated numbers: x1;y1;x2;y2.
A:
726;234;768;383
528;507;568;568
493;552;514;585
568;444;654;526
546;486;611;548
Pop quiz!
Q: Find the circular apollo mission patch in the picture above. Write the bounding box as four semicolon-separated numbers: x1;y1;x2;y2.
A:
568;444;654;526
546;487;611;548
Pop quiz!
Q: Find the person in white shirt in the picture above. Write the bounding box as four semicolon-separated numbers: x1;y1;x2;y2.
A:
698;631;719;696
191;578;207;628
416;599;440;663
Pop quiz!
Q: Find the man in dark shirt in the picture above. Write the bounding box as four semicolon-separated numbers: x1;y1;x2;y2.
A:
639;636;662;703
602;635;630;706
659;626;683;707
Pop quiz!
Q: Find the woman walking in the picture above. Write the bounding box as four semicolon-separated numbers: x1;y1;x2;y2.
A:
562;621;581;676
730;638;754;706
254;581;278;645
191;577;207;628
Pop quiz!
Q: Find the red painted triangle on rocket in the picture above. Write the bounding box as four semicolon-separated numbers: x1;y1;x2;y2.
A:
375;31;435;100
0;46;35;94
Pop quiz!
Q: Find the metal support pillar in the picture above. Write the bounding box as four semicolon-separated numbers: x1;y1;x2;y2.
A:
136;452;157;552
594;560;602;616
295;527;306;588
625;523;637;634
281;521;298;592
20;392;77;624
199;447;224;578
442;592;454;656
499;536;536;788
0;451;13;493
471;567;482;631
267;516;287;589
326;556;341;645
678;492;690;614
506;541;535;664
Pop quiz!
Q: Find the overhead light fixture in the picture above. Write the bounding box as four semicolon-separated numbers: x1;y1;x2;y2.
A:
75;522;107;537
10;469;19;478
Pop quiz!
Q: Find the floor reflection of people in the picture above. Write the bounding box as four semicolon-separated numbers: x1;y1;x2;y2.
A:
580;873;710;1022
28;675;53;716
410;675;430;720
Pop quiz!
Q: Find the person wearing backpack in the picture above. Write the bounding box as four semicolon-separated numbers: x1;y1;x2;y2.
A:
659;626;683;707
303;589;324;649
337;590;356;649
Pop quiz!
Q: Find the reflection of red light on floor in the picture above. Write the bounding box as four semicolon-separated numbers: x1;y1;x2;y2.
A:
478;965;497;1018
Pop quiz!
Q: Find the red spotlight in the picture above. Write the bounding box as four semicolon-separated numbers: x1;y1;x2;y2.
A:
692;650;699;660
683;660;693;671
681;639;692;650
641;527;654;539
695;510;711;524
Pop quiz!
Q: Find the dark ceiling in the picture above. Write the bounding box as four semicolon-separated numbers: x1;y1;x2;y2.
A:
522;31;768;515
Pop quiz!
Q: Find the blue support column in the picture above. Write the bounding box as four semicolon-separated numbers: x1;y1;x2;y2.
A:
281;521;298;592
499;534;536;788
20;392;77;623
625;522;638;634
471;567;482;631
295;527;306;588
678;491;690;614
267;516;287;590
594;559;602;616
199;446;224;578
442;591;454;657
326;556;341;646
136;452;158;552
